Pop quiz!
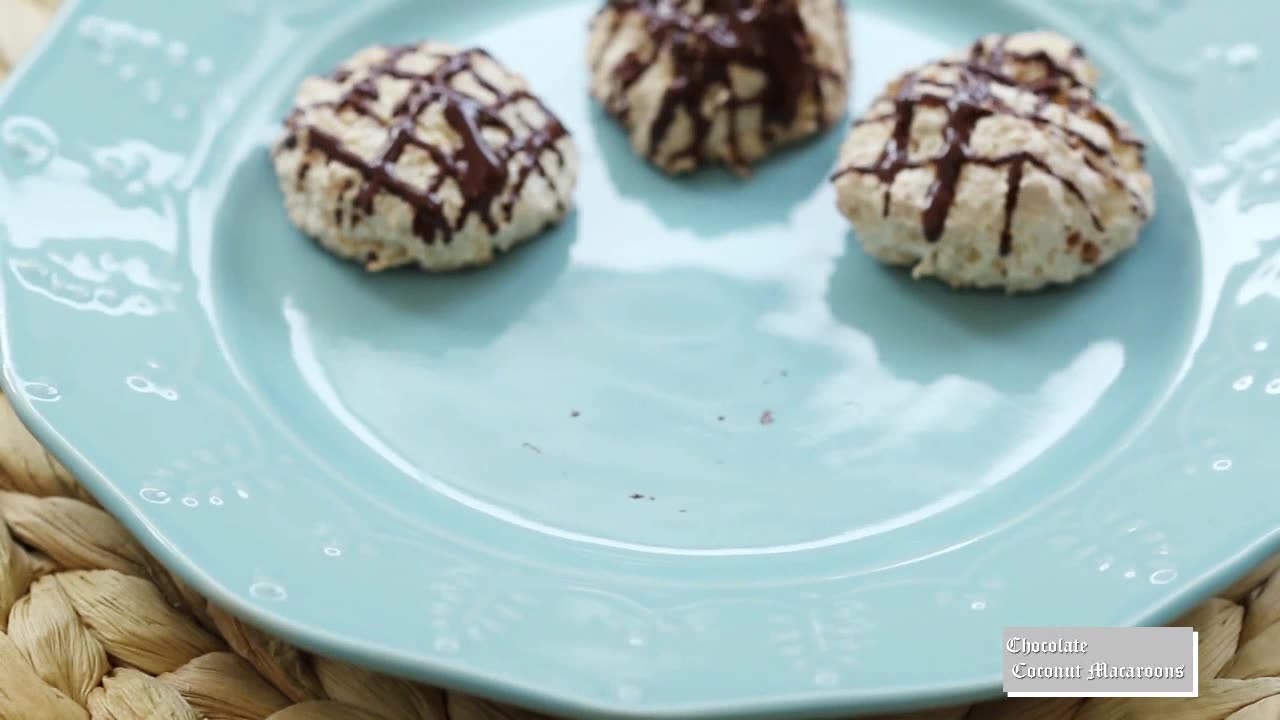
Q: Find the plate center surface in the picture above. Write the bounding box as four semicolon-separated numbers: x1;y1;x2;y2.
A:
213;0;1201;558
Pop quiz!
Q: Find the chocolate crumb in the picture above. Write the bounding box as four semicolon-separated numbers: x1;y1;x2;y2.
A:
1066;231;1082;247
1081;241;1100;264
570;410;581;418
760;410;775;426
282;134;298;151
717;415;725;422
630;493;644;500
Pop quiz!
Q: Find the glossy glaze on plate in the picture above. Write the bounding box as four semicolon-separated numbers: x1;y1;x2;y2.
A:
1;1;1278;718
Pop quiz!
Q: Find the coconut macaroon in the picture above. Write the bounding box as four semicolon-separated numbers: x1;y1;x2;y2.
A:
271;42;578;272
587;0;851;176
831;31;1155;293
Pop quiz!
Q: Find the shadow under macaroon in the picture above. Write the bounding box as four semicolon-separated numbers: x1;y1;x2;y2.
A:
588;103;850;238
289;209;578;356
825;136;1202;400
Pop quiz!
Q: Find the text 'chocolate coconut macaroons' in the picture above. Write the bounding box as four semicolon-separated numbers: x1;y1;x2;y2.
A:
271;42;578;273
587;0;851;176
831;31;1155;293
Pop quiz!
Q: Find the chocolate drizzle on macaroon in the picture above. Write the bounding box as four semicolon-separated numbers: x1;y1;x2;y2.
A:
276;45;570;245
832;35;1147;257
593;0;846;174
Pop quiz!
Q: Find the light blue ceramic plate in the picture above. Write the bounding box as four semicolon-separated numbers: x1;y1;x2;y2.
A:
1;0;1278;717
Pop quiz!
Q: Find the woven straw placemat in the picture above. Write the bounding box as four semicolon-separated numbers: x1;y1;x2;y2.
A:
5;3;1280;719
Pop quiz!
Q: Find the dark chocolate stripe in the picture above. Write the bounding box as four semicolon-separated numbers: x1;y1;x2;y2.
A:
832;35;1136;256
593;0;845;173
285;45;569;244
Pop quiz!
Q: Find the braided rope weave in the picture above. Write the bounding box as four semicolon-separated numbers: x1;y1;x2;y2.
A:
6;3;1280;718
